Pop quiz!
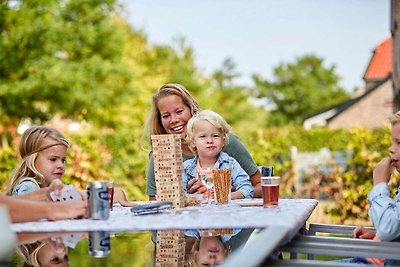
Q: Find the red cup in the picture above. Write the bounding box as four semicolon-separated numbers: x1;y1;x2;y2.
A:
261;176;280;207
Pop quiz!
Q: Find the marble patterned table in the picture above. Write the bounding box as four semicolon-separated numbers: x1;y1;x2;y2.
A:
12;199;318;236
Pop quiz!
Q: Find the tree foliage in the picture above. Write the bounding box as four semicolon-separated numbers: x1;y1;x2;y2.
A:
253;55;350;125
0;0;133;131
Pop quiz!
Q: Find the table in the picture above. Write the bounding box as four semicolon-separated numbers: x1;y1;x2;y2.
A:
10;198;318;267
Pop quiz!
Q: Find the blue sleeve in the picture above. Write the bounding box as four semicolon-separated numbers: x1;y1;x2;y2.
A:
223;134;258;177
230;159;254;198
12;179;40;196
184;230;200;239
182;170;190;194
368;182;400;241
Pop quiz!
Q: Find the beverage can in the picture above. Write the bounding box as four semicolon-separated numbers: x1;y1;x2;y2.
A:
88;231;110;257
88;181;109;220
260;166;273;177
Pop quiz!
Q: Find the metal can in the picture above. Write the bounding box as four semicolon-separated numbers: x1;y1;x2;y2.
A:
260;166;274;177
87;181;109;220
88;231;110;258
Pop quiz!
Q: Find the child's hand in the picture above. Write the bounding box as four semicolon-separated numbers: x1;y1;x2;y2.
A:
47;180;87;201
373;157;392;186
352;226;376;239
203;189;214;199
187;178;207;194
47;179;65;200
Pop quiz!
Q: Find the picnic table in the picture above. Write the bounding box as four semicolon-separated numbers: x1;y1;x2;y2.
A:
11;198;318;267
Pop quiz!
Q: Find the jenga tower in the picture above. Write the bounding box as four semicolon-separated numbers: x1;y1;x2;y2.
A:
151;134;184;209
155;230;185;267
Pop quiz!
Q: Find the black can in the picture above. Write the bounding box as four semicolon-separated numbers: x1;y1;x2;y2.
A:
87;181;109;220
260;166;274;177
88;231;110;258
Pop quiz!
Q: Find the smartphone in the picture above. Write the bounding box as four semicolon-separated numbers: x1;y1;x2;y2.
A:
130;201;173;215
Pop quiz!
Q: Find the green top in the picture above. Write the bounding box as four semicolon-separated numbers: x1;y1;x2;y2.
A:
146;133;258;196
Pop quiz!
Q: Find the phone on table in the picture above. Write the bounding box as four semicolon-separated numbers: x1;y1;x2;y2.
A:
130;201;173;215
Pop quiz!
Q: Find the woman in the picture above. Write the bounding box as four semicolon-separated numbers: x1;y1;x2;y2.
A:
144;83;261;200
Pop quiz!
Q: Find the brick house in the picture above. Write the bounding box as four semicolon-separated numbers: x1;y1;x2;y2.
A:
303;1;400;129
303;38;394;130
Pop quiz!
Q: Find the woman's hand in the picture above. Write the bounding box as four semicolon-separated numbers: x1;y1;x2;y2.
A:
187;178;207;194
352;226;376;239
373;157;392;185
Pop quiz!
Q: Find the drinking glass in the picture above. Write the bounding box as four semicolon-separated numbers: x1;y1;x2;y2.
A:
198;167;214;205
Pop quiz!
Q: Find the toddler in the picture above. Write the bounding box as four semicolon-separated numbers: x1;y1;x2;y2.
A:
182;110;253;199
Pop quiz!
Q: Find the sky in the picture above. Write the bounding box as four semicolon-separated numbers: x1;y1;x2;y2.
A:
119;0;390;92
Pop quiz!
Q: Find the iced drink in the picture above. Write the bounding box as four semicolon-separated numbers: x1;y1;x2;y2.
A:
261;176;280;207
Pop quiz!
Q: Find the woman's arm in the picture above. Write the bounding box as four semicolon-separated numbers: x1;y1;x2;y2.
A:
0;196;88;223
230;159;254;199
146;156;157;200
249;171;261;198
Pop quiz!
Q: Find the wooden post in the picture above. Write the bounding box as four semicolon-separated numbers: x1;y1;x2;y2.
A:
290;146;299;197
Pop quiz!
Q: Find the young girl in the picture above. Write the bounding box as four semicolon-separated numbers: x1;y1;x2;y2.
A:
182;110;254;200
17;237;69;267
4;126;69;196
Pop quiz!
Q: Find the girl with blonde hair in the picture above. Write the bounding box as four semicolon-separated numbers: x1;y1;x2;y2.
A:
4;126;69;196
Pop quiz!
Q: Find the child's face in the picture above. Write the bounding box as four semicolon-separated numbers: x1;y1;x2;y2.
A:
192;120;225;161
390;122;400;171
195;236;228;266
35;137;67;186
37;240;68;267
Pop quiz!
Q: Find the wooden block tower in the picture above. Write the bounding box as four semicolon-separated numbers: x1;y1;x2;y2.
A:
151;134;184;209
155;230;185;267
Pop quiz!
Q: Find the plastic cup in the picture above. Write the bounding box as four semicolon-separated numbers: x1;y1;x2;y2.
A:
261;176;280;207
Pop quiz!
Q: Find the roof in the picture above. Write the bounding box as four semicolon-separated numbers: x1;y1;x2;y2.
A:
303;76;391;128
363;37;392;81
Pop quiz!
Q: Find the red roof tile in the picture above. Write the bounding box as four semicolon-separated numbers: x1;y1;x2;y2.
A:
364;37;392;80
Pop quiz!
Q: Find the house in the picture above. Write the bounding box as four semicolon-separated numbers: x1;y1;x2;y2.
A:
303;37;395;129
304;1;400;129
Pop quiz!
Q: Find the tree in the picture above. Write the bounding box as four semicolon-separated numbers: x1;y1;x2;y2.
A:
0;0;134;144
200;57;269;134
252;55;349;125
